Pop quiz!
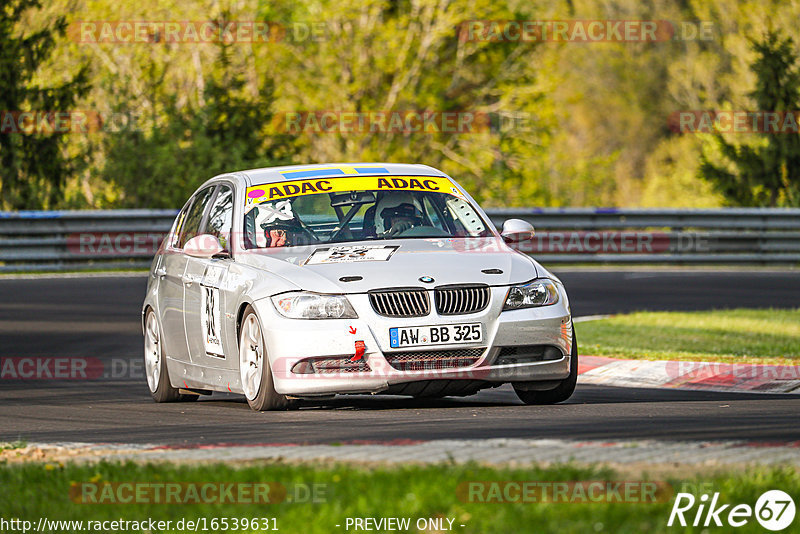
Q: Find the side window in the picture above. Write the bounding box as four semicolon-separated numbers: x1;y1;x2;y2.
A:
205;185;234;250
177;186;215;248
169;204;190;249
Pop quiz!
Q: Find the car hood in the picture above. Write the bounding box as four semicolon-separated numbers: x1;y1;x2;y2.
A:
239;238;539;295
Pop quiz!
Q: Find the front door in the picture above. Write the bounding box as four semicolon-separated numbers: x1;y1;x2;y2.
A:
183;258;230;366
161;185;216;363
183;183;236;368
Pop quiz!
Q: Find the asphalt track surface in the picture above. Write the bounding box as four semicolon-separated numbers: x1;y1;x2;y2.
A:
1;270;799;446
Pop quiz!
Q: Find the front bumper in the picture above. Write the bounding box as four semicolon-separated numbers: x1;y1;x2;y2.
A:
253;284;573;396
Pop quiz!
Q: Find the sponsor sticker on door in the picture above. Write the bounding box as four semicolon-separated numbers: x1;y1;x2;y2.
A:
201;286;224;357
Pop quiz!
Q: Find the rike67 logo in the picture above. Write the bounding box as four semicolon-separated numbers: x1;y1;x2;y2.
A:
668;490;795;531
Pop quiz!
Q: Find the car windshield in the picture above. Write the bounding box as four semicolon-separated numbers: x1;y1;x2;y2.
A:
243;176;493;248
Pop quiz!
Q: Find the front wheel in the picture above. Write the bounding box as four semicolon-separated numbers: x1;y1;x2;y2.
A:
239;306;293;411
144;308;197;403
513;332;578;405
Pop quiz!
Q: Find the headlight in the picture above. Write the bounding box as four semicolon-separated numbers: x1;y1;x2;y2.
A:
271;292;358;319
503;279;559;310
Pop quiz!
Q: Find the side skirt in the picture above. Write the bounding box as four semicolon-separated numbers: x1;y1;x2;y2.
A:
166;356;243;395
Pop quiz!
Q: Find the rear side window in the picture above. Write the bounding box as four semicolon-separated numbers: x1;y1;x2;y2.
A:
177;186;215;248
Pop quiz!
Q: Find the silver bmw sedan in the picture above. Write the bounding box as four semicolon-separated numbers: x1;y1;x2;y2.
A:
142;163;576;410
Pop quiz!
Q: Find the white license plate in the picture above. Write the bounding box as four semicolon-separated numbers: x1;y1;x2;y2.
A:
389;323;482;348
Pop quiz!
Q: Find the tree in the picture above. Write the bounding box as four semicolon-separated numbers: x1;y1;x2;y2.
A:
699;30;800;206
102;41;292;208
265;0;555;207
0;0;90;209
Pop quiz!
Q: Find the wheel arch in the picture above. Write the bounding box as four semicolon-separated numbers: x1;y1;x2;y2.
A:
235;299;255;343
142;303;155;335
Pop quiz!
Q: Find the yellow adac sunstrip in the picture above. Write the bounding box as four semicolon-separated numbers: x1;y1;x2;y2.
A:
245;175;463;210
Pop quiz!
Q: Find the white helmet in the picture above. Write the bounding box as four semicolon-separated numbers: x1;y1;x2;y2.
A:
373;191;424;234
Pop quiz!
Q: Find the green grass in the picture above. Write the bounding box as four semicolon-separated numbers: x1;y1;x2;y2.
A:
0;461;797;533
576;308;800;365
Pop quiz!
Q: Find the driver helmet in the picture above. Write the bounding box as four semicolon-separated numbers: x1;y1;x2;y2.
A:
374;191;424;234
254;200;304;247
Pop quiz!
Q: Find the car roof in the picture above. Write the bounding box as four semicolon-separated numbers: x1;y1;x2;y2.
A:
239;163;446;186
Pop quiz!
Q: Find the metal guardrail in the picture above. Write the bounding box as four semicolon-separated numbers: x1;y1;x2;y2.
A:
485;208;800;264
0;208;799;272
0;210;178;272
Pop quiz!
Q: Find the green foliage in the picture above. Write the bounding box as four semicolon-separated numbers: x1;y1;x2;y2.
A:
266;0;555;207
101;40;292;208
0;0;90;210
6;0;800;209
699;30;800;206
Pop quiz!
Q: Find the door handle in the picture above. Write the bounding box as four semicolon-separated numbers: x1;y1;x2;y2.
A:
155;267;167;279
181;275;198;286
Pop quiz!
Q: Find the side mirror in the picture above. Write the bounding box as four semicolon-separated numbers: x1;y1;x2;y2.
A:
501;219;535;243
184;234;226;259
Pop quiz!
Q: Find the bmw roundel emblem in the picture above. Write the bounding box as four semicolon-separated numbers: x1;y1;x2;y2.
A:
419;276;435;283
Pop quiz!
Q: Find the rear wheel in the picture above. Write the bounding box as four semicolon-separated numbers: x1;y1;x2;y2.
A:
239;306;293;411
144;308;197;403
513;333;578;405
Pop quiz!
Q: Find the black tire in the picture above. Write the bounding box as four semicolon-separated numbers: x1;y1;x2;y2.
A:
239;306;294;411
513;332;578;405
144;308;198;403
